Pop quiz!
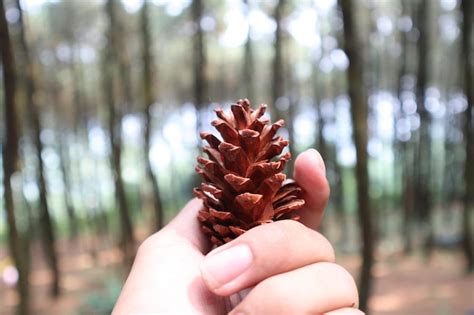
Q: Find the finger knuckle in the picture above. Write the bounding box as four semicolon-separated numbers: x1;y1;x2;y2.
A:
137;230;175;256
137;233;158;256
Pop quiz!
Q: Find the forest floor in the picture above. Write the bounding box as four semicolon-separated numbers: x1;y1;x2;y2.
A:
0;236;473;315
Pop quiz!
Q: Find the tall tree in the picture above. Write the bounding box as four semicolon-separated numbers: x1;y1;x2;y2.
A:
340;0;374;311
49;83;79;239
104;0;135;258
0;1;30;312
272;0;286;113
57;119;78;238
192;0;207;129
114;4;133;110
15;0;60;297
461;0;474;272
141;1;164;230
272;0;296;174
397;0;415;254
313;24;334;234
242;0;255;102
414;0;434;256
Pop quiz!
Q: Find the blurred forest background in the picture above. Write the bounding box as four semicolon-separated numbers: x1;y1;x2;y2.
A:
0;0;473;314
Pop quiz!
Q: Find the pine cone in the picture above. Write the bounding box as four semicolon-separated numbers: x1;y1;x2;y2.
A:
194;99;305;246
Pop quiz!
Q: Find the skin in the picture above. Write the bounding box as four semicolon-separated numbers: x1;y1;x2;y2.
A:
113;149;362;315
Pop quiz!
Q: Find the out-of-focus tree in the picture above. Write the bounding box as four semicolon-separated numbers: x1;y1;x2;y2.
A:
141;0;164;231
242;0;255;103
271;0;298;174
0;1;30;312
312;53;327;235
53;84;78;238
45;1;105;242
414;0;434;257
103;0;135;259
317;19;347;238
461;0;473;272
192;0;207;129
272;0;286;115
15;0;61;297
398;0;416;254
340;0;374;311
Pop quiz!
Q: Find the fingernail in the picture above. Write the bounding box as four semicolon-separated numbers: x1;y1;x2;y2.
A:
201;244;253;290
306;149;326;175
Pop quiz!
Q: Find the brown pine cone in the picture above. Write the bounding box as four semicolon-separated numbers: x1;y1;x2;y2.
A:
194;99;305;246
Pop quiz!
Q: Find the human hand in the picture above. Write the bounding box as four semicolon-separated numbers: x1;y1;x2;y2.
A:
113;149;361;314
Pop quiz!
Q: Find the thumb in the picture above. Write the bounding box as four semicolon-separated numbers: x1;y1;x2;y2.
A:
165;198;212;253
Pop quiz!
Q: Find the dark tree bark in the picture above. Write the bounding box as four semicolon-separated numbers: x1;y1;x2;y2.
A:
15;0;60;297
191;0;208;193
414;0;434;257
340;0;374;312
313;65;329;164
312;66;328;235
272;0;286;114
0;1;30;313
272;0;296;173
115;6;133;110
329;73;347;241
242;0;255;103
397;0;415;254
402;141;415;254
141;0;164;231
461;0;474;272
68;48;103;247
104;0;135;258
58;128;78;238
50;81;78;239
192;0;207;118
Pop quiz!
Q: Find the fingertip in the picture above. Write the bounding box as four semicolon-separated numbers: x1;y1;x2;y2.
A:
294;149;326;177
199;244;254;296
293;149;330;229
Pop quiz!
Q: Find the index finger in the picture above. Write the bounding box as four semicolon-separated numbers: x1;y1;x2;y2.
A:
293;149;330;229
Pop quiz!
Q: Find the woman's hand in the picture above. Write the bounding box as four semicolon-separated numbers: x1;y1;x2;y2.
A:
113;149;362;314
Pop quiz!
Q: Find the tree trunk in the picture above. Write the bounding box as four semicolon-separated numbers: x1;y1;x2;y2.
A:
461;0;474;272
242;0;255;103
340;0;374;312
192;0;207;128
272;0;286;115
104;0;135;259
50;80;79;239
115;8;133;110
414;0;434;257
58;130;78;238
0;2;30;313
286;66;298;175
397;0;415;254
15;0;60;297
69;49;104;249
315;98;329;235
141;0;164;231
191;0;208;192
